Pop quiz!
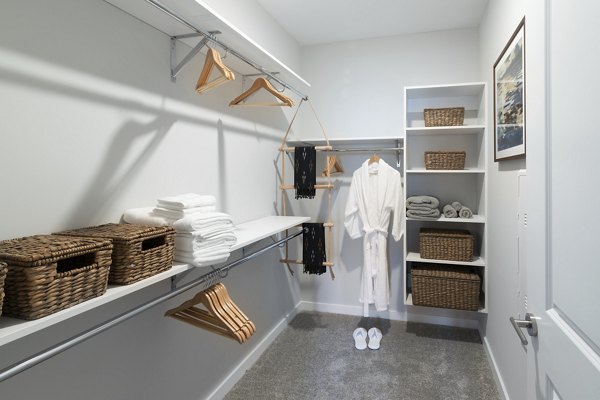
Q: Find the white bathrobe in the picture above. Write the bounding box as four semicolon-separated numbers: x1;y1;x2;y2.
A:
344;159;403;316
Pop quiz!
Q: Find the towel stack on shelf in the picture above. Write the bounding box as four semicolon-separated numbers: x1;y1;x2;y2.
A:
406;196;441;219
122;193;237;267
442;201;473;219
172;212;236;267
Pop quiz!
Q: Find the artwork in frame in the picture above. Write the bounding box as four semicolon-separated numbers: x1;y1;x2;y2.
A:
494;17;525;161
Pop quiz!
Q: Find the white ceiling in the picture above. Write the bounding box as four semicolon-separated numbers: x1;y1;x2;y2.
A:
257;0;489;46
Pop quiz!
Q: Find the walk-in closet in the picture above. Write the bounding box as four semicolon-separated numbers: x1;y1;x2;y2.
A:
1;1;599;399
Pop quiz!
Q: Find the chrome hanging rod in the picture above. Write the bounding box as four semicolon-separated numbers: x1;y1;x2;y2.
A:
329;147;404;153
282;146;403;153
0;228;306;383
145;0;308;100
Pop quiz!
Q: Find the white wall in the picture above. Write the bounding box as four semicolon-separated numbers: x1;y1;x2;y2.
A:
478;0;527;399
0;1;301;399
296;29;480;138
282;30;481;325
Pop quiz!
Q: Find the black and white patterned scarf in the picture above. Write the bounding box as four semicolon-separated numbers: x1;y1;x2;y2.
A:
302;223;326;275
294;146;316;199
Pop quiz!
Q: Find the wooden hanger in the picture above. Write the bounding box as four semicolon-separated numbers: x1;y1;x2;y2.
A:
214;283;256;334
368;153;381;165
321;155;344;177
195;48;235;94
165;284;255;343
229;77;294;107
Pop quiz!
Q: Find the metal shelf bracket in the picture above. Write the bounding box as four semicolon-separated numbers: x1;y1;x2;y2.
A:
170;31;220;82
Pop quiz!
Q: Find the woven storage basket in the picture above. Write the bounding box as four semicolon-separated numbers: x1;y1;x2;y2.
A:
424;151;466;170
55;224;175;285
0;262;7;318
419;228;474;262
0;235;112;320
424;107;465;127
412;265;480;311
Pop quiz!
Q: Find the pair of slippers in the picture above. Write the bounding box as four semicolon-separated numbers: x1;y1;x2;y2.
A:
353;327;382;350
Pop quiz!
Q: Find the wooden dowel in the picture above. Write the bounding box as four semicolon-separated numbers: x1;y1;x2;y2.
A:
280;184;334;190
279;259;334;267
323;222;334;228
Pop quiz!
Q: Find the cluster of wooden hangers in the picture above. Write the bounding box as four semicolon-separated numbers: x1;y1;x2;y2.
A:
165;283;256;343
195;47;294;107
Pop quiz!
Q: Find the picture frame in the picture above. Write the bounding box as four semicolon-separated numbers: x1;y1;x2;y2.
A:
493;17;526;161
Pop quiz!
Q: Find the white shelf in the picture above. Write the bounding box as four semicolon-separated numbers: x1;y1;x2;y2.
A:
405;82;486;99
405;126;485;135
405;294;487;314
104;0;309;92
406;252;485;267
406;168;485;174
406;215;486;224
231;216;309;251
0;215;309;347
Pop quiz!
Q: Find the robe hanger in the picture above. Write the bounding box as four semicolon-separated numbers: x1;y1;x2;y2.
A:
321;155;344;177
165;283;255;343
195;48;235;94
368;153;381;165
229;77;294;107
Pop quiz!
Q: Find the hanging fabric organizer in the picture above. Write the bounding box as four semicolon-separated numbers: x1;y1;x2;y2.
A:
279;99;336;279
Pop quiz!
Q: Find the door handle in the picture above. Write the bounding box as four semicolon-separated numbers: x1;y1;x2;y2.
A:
510;312;538;345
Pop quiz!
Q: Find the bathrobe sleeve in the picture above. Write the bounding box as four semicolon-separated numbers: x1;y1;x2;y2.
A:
344;172;364;239
391;172;404;242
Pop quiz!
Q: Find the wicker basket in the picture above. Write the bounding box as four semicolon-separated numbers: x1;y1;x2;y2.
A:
0;235;112;320
56;224;175;285
424;107;465;127
419;228;474;262
424;151;466;170
0;262;7;318
412;265;480;311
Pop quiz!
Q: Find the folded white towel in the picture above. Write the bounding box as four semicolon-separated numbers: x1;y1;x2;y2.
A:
153;205;216;220
174;236;236;252
175;227;236;241
173;252;230;267
122;207;174;226
175;247;232;259
157;193;216;210
173;212;234;233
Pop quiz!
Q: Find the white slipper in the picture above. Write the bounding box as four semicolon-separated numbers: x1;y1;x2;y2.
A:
367;327;382;350
353;327;368;350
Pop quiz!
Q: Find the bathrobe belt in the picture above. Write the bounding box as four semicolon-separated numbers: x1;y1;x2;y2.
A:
364;227;388;277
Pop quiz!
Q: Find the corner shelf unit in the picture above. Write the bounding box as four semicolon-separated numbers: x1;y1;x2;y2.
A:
403;82;488;313
0;216;309;347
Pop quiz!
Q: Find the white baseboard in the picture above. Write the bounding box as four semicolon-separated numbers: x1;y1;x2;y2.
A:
206;302;302;400
483;336;510;400
298;300;479;329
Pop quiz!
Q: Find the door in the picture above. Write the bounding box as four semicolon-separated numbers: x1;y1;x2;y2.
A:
525;0;600;399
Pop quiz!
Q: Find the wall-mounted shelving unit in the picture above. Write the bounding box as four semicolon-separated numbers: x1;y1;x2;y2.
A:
0;216;309;347
104;0;310;97
403;82;488;313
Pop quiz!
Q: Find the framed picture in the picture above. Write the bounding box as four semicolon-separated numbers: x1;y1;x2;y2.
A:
494;17;525;161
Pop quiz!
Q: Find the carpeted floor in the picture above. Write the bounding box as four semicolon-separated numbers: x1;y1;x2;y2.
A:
224;312;500;400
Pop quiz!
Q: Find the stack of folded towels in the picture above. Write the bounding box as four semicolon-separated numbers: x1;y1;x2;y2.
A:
122;193;237;267
442;201;473;219
172;212;236;267
406;195;441;219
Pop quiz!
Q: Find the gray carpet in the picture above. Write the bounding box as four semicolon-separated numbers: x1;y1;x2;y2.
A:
224;312;500;400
